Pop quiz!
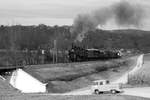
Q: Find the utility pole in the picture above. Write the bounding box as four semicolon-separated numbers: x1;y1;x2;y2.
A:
54;39;57;63
53;40;57;63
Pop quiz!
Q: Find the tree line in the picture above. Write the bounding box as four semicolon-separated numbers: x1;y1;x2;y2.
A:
0;24;72;50
0;24;150;66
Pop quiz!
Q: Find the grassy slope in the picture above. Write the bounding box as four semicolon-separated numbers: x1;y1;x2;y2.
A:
47;56;137;93
0;55;148;100
1;94;150;100
128;54;150;86
0;55;137;95
25;55;137;93
0;78;19;95
28;60;128;81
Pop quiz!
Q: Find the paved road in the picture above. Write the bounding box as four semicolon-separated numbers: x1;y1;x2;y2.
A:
122;87;150;98
62;54;150;98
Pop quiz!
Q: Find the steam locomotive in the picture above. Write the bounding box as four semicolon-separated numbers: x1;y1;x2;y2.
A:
68;45;121;62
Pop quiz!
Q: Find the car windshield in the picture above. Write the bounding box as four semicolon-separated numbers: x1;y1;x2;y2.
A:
93;82;98;85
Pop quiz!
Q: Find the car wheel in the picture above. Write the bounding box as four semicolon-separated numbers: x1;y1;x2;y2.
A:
111;90;116;94
94;89;99;94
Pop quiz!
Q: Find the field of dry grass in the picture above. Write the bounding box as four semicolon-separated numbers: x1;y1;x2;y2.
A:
48;57;137;93
128;54;150;86
0;55;148;100
23;56;137;93
128;71;150;86
1;94;150;100
0;78;19;95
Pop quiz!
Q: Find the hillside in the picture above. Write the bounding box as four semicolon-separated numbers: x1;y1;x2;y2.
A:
0;25;150;52
81;29;150;53
0;78;19;95
0;25;150;65
24;56;137;93
2;95;150;100
128;54;150;86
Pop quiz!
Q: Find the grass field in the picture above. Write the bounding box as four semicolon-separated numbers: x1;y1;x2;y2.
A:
49;57;137;93
0;78;19;95
23;56;137;93
128;54;150;86
0;55;148;100
1;94;150;100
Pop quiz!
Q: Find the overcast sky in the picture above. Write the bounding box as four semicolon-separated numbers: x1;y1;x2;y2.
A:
0;0;150;30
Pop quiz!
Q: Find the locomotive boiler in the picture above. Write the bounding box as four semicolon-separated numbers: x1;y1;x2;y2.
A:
68;45;121;62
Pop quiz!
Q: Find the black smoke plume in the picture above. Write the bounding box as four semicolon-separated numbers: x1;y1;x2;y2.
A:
72;1;144;42
113;1;143;27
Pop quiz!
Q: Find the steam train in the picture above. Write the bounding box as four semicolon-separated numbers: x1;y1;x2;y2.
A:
68;46;121;62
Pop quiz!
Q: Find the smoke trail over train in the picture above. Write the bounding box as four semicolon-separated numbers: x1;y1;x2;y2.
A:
72;1;144;42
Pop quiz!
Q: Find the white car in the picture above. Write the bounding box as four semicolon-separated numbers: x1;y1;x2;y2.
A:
91;80;122;94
